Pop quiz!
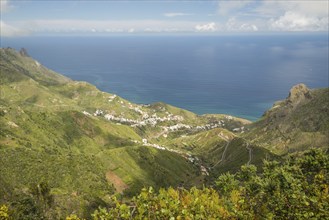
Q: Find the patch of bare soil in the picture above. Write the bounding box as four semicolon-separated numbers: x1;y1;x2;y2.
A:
106;170;128;193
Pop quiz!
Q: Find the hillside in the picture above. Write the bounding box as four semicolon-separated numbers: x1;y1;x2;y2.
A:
1;47;328;219
0;48;200;217
0;48;257;218
244;83;329;155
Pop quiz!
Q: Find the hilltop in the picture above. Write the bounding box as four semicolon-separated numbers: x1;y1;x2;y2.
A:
245;83;329;155
0;48;328;218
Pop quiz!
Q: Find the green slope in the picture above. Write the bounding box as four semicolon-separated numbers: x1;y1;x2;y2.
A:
0;48;70;85
1;47;327;219
161;127;277;179
0;48;203;218
244;84;329;155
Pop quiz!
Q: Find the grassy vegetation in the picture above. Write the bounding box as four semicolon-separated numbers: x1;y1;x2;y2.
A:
0;147;112;218
1;48;328;219
0;48;202;218
245;86;329;155
97;146;199;196
90;149;329;220
159;128;277;179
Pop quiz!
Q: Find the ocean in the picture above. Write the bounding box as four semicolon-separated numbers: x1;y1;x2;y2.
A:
1;34;328;121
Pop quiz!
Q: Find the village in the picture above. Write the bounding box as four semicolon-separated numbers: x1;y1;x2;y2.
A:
80;96;247;176
83;103;228;135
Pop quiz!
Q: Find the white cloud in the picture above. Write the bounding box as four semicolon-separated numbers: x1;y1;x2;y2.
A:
195;22;218;32
294;1;329;17
240;23;258;31
255;1;328;31
11;19;203;34
164;13;192;18
217;0;328;31
255;1;328;18
3;0;327;35
225;17;258;32
0;20;29;37
270;11;328;31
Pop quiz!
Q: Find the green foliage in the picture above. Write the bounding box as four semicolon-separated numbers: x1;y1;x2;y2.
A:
93;187;231;220
29;182;54;215
0;205;10;220
1;48;329;219
215;173;238;196
102;145;199;197
229;149;329;219
66;214;83;220
92;149;329;219
10;195;44;220
7;182;55;220
0;48;69;85
0;147;114;219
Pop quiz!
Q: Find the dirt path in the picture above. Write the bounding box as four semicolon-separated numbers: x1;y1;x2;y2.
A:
212;140;231;168
246;143;252;165
106;170;128;193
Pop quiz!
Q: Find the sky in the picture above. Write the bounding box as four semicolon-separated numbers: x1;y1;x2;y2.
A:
0;0;328;37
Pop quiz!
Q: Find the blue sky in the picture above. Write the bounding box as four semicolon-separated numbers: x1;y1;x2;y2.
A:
1;0;328;36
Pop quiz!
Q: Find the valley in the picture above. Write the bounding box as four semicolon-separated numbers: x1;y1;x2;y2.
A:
0;47;328;219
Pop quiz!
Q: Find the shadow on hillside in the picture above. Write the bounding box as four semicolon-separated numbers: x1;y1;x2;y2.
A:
123;145;200;196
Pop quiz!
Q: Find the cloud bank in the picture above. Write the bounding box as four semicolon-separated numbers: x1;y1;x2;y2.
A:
0;21;29;37
220;0;328;32
195;22;218;32
270;11;328;31
1;0;328;36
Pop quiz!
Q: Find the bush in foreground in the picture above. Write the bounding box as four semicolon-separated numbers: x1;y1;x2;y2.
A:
92;149;329;219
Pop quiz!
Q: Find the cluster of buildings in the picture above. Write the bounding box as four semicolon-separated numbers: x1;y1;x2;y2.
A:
82;105;233;139
80;98;223;176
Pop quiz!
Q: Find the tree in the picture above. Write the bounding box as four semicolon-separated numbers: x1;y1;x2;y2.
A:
90;149;329;219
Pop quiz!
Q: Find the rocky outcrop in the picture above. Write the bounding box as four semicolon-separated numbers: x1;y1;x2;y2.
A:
264;84;313;118
246;84;328;154
287;83;312;105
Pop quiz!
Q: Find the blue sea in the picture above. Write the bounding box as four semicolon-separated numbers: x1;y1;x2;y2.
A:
1;34;328;121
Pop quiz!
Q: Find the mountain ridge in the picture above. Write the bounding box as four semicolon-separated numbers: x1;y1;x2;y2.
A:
245;83;329;154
